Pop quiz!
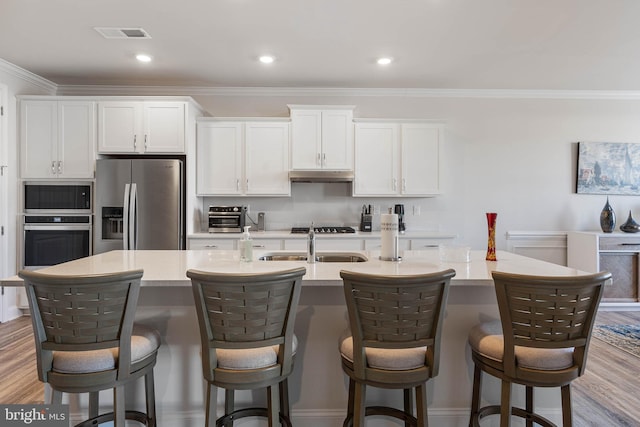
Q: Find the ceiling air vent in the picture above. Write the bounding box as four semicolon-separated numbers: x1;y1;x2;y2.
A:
94;27;152;39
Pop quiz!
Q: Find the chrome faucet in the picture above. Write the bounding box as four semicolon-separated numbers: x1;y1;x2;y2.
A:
307;223;316;263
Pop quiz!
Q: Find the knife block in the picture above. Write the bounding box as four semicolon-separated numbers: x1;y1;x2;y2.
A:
360;213;372;232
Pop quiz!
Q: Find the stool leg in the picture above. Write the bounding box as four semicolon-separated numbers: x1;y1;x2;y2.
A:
500;380;512;427
353;382;366;427
114;385;125;427
343;378;355;427
267;384;280;427
525;386;534;427
561;384;572;427
224;389;234;427
51;389;63;405
88;391;99;420
404;388;414;427
205;383;217;427
469;364;482;427
416;384;429;427
279;379;290;420
145;370;157;427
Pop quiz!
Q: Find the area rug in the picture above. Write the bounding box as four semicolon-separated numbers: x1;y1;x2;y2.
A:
592;324;640;359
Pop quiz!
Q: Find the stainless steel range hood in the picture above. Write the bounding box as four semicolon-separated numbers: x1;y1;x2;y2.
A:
289;170;354;183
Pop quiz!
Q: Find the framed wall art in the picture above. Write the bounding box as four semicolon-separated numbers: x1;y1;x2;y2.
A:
577;142;640;195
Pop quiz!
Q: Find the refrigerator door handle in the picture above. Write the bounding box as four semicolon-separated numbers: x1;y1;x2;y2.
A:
123;183;130;250
130;183;138;250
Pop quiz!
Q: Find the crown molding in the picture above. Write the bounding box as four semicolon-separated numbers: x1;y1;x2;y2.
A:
0;59;57;94
55;84;640;100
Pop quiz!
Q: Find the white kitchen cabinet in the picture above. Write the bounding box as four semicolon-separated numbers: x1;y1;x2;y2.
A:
20;99;96;179
289;105;354;170
353;121;443;197
251;238;283;250
98;101;186;154
364;238;410;251
187;238;235;250
196;119;290;196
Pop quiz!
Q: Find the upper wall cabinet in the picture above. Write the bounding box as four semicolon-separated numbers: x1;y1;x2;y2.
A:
353;121;443;197
196;119;290;196
20;99;96;179
288;105;354;170
98;101;186;154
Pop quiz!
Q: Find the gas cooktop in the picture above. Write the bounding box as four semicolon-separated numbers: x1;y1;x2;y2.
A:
291;226;356;234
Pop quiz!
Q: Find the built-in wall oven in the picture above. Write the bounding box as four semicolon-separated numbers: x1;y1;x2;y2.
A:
21;183;92;271
22;215;92;270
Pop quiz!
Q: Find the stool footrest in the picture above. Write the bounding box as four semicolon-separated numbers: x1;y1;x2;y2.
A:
474;404;557;427
75;410;150;427
216;407;292;427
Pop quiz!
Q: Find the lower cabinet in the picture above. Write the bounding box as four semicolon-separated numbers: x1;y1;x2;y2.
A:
567;231;640;302
187;239;235;250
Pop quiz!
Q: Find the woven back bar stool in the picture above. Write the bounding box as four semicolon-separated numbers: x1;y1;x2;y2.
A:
18;268;160;427
468;270;611;427
187;266;306;427
339;268;456;427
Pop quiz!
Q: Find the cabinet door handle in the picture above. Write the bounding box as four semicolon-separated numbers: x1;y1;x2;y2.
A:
134;134;137;150
393;178;397;191
144;134;148;150
317;153;321;166
246;179;249;191
51;161;56;175
402;178;406;192
204;244;218;248
322;153;326;166
236;179;240;191
57;161;62;174
252;244;265;248
620;243;640;246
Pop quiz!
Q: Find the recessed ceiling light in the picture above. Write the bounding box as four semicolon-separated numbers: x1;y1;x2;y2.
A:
259;55;275;64
136;54;152;63
377;57;393;65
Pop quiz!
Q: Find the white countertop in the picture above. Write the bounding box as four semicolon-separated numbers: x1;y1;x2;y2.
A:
2;249;585;288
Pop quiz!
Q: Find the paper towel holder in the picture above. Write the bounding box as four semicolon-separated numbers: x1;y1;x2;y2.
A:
379;234;402;262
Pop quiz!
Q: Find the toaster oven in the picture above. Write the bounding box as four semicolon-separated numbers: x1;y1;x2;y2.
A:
208;206;246;233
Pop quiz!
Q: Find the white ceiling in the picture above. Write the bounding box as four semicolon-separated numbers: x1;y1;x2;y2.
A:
2;0;640;90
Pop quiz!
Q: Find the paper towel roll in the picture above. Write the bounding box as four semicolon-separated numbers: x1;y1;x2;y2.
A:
380;213;399;260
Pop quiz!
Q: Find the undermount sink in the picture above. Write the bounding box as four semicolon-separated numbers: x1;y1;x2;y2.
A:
258;252;368;263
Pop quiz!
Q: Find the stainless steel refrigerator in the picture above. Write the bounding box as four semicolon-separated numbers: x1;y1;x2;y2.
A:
94;158;184;254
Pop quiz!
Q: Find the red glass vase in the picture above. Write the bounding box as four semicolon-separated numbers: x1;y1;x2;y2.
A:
486;212;497;261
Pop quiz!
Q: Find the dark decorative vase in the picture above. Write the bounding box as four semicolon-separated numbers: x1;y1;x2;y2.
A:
600;197;616;233
486;212;497;261
620;211;640;233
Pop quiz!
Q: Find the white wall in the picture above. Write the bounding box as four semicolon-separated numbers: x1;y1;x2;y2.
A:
189;93;640;251
0;60;55;321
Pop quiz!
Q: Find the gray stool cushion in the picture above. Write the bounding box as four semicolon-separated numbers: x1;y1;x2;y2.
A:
217;335;298;370
340;335;427;371
468;320;574;371
53;324;161;374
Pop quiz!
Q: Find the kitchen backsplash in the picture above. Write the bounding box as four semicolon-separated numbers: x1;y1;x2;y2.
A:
197;183;447;233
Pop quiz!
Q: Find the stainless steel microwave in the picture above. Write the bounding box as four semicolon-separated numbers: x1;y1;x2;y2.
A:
24;182;91;213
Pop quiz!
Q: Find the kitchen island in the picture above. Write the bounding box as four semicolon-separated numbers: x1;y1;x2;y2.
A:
2;249;585;427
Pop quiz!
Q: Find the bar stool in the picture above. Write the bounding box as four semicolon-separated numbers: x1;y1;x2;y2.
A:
18;268;160;427
338;268;456;427
187;266;306;427
468;270;611;427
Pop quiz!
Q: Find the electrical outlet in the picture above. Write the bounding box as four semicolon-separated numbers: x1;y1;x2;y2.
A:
413;205;421;216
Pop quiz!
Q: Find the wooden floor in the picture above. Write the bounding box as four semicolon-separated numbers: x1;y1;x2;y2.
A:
2;312;640;425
